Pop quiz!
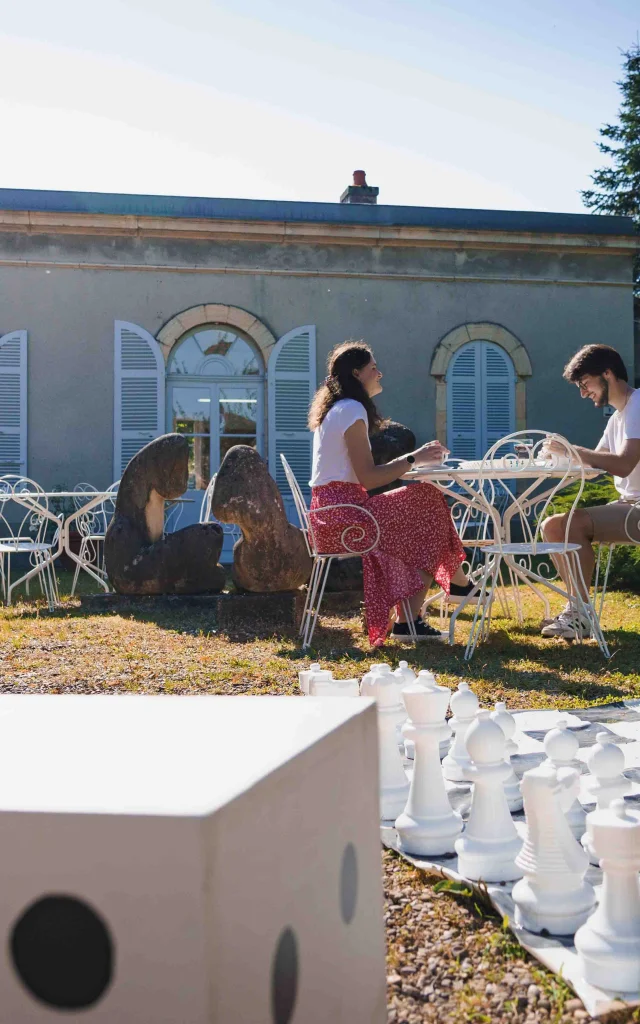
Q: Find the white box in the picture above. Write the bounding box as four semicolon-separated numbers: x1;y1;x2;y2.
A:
0;695;386;1023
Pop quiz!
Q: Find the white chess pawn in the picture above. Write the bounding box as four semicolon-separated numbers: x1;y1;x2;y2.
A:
581;733;631;865
575;800;640;993
512;764;595;935
442;682;479;783
404;669;450;760
454;711;522;881
395;661;417;685
298;662;321;694
395;680;462;856
490;701;523;812
360;662;392;698
309;675;359;696
543;721;586;839
368;672;410;822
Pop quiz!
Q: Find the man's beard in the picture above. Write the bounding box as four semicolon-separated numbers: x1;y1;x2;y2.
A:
594;375;609;407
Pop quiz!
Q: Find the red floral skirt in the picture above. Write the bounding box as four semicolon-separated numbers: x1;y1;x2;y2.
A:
310;481;465;647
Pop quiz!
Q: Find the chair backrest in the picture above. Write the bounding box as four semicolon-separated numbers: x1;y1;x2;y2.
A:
200;474;217;524
280;455;312;554
478;429;585;555
0;475;58;546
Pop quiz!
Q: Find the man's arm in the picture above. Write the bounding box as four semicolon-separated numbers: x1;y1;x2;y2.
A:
572;439;640;478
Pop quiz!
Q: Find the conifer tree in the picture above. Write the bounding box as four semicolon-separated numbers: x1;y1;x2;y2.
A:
581;43;640;289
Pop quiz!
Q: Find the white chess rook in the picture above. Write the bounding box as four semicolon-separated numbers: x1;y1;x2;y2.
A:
512;764;595;936
309;676;359;696
454;711;522;881
575;800;640;994
442;682;479;783
542;721;586;839
581;733;631;865
490;701;523;813
395;681;462;856
298;663;322;694
369;672;410;822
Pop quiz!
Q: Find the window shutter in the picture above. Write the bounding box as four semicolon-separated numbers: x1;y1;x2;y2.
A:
0;330;27;475
267;325;316;515
482;342;515;449
114;321;164;478
446;344;480;460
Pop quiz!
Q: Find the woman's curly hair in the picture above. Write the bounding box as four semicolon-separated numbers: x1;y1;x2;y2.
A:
308;341;386;431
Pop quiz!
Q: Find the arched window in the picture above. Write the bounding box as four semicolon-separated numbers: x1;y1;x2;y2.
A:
166;327;265;490
446;341;515;460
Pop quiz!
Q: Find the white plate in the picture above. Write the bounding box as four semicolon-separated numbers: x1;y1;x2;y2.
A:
514;710;590;732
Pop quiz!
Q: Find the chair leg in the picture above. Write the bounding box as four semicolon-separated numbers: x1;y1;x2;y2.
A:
70;537;87;597
300;558;322;638
568;551;610;659
464;556;501;661
303;557;333;650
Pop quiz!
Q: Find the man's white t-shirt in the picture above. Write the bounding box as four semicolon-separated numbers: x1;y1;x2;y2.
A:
596;389;640;499
310;399;368;487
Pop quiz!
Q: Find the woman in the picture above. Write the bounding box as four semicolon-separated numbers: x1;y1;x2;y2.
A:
309;341;472;646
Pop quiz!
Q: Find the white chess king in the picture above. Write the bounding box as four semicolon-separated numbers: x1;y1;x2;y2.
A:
575;799;640;994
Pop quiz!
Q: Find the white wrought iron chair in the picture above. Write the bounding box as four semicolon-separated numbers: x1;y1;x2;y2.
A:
592;498;640;622
0;476;63;610
69;481;119;595
199;474;242;554
461;430;610;661
280;454;416;650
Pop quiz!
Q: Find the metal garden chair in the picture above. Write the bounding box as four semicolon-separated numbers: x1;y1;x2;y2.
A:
0;476;63;610
69;481;119;596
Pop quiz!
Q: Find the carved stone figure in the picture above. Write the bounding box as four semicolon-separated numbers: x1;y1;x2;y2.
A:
105;434;226;594
210;445;311;592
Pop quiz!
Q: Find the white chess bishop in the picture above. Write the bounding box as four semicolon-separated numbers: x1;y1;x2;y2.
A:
581;733;631;865
298;663;322;694
542;721;586;839
512;764;595;935
368;672;410;821
394;661;417;686
454;711;523;882
395;680;462;856
490;701;523;813
442;682;479;783
575;799;640;994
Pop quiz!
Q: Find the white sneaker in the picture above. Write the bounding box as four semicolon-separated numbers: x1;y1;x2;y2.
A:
541;604;591;639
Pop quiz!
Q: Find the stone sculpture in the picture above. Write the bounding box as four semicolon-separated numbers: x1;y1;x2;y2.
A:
104;434;226;595
210;445;311;592
369;421;417;495
575;799;640;993
512;764;595;935
395;680;463;856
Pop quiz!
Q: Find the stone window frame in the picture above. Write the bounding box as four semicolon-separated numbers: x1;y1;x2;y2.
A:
430;323;532;444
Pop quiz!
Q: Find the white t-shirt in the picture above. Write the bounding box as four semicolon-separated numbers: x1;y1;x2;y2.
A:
596;389;640;499
310;399;368;487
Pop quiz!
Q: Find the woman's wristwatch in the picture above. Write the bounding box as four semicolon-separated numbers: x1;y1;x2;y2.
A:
406;454;415;465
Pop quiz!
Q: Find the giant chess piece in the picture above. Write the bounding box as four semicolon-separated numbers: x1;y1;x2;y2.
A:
575;800;640;994
491;701;523;813
404;669;449;760
543;721;586;839
395;680;462;856
105;433;226;594
442;682;479;783
395;661;417;686
454;711;522;882
512;764;595;935
369;672;410;821
309;675;359;696
299;663;321;694
360;663;392;698
581;733;631;865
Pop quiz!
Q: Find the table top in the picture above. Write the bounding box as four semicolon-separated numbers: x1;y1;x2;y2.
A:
404;460;601;482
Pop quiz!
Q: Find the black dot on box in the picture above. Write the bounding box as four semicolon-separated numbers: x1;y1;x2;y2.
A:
10;894;113;1009
271;926;298;1024
340;843;358;924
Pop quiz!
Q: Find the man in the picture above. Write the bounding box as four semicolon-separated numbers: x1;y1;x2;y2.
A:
541;343;640;638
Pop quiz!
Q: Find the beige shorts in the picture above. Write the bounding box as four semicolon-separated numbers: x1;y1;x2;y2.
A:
584;500;640;544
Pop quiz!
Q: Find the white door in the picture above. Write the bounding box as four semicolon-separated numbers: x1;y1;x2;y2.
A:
446;341;515;460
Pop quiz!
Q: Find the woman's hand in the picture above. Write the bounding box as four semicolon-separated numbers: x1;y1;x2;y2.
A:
412;441;450;466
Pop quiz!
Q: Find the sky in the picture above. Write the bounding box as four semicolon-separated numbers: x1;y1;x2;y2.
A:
0;0;638;213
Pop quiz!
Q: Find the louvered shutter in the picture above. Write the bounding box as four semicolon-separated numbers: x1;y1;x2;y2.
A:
113;321;164;478
446;344;480;459
268;325;316;516
0;330;27;475
482;342;515;449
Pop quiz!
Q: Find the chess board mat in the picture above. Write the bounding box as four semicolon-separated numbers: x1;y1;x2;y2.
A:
381;699;640;1018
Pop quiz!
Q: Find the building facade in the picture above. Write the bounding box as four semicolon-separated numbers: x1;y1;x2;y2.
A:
0;187;636;523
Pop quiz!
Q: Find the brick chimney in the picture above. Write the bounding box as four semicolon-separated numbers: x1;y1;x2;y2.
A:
340;170;379;205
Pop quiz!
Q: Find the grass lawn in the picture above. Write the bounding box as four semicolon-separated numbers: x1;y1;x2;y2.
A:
1;572;639;1022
